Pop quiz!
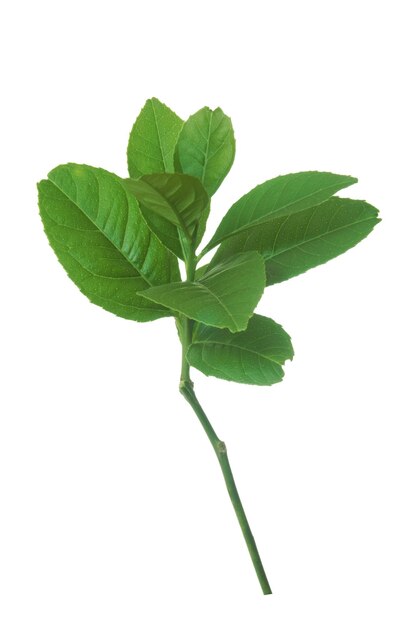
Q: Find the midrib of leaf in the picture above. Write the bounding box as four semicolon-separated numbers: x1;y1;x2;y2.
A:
200;111;213;187
44;219;147;283
248;179;355;227
195;344;279;385
129;144;164;174
191;339;281;364
49;175;153;286
44;227;169;317
195;282;238;331
152;99;171;171
206;132;228;163
267;211;377;260
246;176;293;225
212;175;358;246
44;221;140;281
203;262;239;281
93;293;166;314
65;247;166;312
199;346;228;378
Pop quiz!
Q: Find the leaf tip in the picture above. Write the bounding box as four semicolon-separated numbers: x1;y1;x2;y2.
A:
148;96;164;107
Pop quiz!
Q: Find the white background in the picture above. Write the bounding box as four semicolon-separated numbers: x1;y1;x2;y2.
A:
1;1;416;624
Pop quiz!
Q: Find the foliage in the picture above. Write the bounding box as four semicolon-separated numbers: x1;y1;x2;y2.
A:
38;97;380;593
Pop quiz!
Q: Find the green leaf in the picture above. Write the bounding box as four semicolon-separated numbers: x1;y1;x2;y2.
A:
204;171;358;252
124;173;209;244
140;252;266;332
187;314;294;385
38;164;180;323
195;201;211;250
131;209;184;260
127;98;183;178
194;263;210;280
174;106;235;197
209;197;380;285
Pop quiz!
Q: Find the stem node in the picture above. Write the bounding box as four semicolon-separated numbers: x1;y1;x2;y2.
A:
216;440;227;456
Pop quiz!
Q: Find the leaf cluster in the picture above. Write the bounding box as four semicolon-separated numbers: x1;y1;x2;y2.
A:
38;98;380;386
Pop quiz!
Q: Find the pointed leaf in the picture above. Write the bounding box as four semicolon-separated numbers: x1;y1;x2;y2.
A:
174;106;235;196
39;164;180;322
127;98;183;178
140;252;265;332
187;314;293;385
209;197;380;285
204;171;357;252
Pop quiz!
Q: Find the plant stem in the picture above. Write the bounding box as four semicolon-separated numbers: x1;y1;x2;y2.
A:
179;378;272;595
179;246;272;594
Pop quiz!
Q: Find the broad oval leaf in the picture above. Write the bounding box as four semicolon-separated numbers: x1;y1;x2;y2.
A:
187;314;294;385
127;98;183;178
140;252;266;332
174;106;235;197
204;171;358;253
209;197;380;285
39;164;180;323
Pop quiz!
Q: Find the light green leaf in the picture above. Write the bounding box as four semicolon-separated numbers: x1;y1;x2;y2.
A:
204;171;358;252
140;252;266;332
39;164;180;323
127;98;183;178
174;106;235;197
209;197;380;285
187;314;294;385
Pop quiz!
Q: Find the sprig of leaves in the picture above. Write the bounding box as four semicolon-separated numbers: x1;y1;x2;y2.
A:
38;97;380;594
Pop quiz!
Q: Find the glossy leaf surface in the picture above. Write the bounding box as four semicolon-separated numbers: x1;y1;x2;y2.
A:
188;314;294;385
209;197;380;285
140;252;265;332
127;98;183;178
205;171;357;251
39;164;179;322
126;172;208;232
132;209;184;260
174;106;235;197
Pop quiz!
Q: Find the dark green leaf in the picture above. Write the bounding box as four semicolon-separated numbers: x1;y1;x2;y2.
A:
39;164;180;323
194;263;210;280
195;202;211;250
140;252;265;332
125;172;209;235
132;209;184;260
204;171;357;252
174;106;235;196
127;98;183;178
187;314;293;385
209;197;380;285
